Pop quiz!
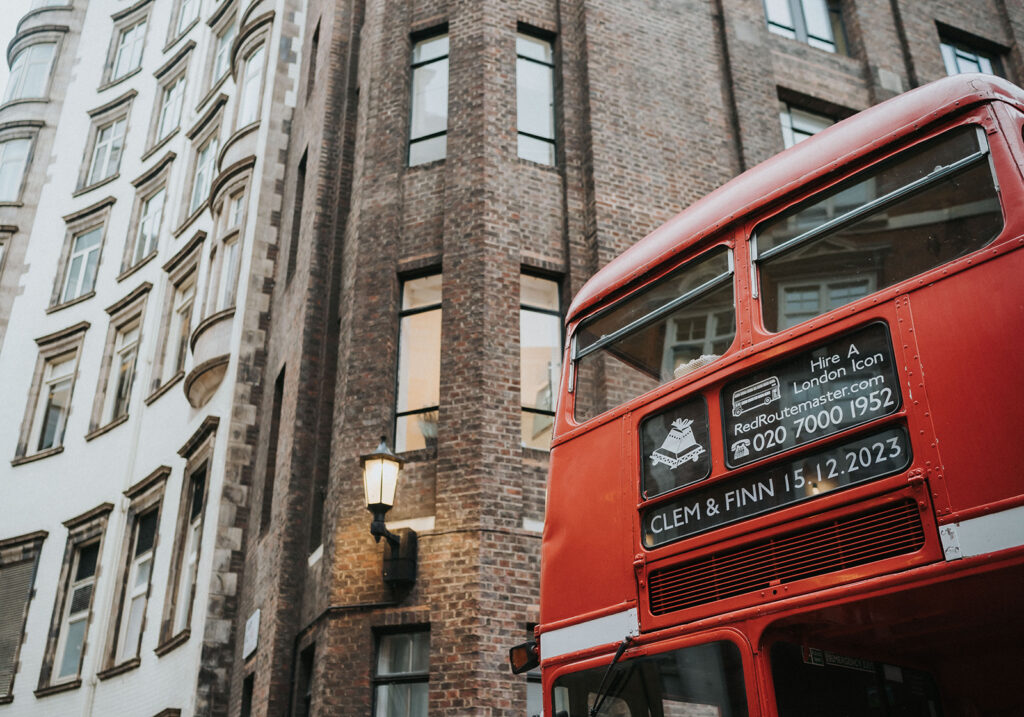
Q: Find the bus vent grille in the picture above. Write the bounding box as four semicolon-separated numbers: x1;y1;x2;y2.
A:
647;500;925;615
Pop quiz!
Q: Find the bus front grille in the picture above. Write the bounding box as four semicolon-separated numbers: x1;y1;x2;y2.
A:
647;499;925;615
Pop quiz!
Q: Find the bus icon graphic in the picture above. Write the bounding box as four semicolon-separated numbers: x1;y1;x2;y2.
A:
731;376;781;417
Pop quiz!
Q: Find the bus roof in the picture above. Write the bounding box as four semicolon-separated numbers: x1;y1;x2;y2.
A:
566;74;1024;326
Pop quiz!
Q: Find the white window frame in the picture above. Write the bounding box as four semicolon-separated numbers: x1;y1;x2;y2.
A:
779;101;834;149
114;509;158;663
176;0;201;37
133;188;166;266
0;137;32;202
156;75;186;142
940;37;1002;77
764;0;845;53
87;117;127;186
212;22;237;82
53;542;99;683
61;226;104;304
105;321;140;422
3;43;56;102
236;45;265;128
172;470;205;636
30;353;76;453
112;21;147;81
189;133;219;214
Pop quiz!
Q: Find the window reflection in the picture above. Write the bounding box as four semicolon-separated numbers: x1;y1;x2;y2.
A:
521;275;562;449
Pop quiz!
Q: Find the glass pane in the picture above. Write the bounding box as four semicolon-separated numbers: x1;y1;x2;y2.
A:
76;543;99;580
377;631;429;674
517;58;555;140
765;0;796;33
409;135;446;166
940;43;958;75
553;640;748;717
119;594;146;659
575;282;735;423
57;618;86;678
521;274;559;311
412;34;448;64
410;59;449;140
136;510;158;554
517;34;553;63
518;135;555;165
38;377;71;450
788;107;832;140
396;309;441;413
0;138;31;201
801;0;834;44
758;127;1003;332
522;410;553;450
402;274;442;310
395;411;438;453
521;309;561;412
577;248;731;356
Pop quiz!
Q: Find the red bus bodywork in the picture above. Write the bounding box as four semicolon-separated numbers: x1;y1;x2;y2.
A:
539;75;1024;716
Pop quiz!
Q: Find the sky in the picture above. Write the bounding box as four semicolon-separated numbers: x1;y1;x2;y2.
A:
1;0;36;92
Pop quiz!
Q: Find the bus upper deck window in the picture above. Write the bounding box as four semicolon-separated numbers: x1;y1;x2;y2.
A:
755;125;1004;332
573;247;735;424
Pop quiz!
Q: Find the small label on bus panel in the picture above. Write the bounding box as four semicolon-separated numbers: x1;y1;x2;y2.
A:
642;426;911;547
722;323;901;468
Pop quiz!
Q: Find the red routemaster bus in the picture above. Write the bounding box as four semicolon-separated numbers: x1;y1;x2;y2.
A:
516;74;1024;716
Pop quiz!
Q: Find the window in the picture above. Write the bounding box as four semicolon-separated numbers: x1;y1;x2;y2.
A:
764;0;846;54
516;33;555;165
61;227;103;304
189;133;218;214
89;286;149;433
3;43;55;101
15;322;87;461
131;188;166;266
216;235;240;310
940;37;1003;77
36;504;111;692
295;644;315;717
0;138;31;202
287;149;307;280
260;367;285;534
374;631;429;717
156;75;186;142
306;22;320;102
150;233;200;396
779;102;833;148
241;674;254;717
108;322;140;422
54;542;99;683
0;532;46;702
573;247;736;424
175;0;201;37
114;508;158;663
87;117;127;186
520;275;561;449
756;126;1003;332
409;32;449;166
395;275;442;452
212;22;237;82
160;419;214;651
112;21;146;80
237;46;265;127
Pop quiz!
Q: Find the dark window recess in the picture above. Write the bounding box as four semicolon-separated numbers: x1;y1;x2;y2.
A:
261;367;285;534
287;151;307;281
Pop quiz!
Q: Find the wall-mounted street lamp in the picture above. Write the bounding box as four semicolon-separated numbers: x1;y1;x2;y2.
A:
361;437;417;588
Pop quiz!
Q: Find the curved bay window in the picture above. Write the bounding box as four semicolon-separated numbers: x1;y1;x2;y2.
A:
573;247;736;424
755;125;1004;332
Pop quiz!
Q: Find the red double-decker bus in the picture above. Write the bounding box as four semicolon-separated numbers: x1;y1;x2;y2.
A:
521;74;1024;716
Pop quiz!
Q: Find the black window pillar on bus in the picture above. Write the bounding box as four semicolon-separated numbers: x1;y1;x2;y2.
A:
572;247;736;424
753;124;1003;333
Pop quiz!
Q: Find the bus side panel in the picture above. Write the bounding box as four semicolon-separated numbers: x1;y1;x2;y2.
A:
542;417;635;624
906;246;1024;517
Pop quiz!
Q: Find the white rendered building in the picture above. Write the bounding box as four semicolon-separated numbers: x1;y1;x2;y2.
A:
0;0;302;713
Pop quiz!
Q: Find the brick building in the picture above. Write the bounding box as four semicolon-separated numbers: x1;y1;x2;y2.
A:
236;1;1021;716
0;1;1021;717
